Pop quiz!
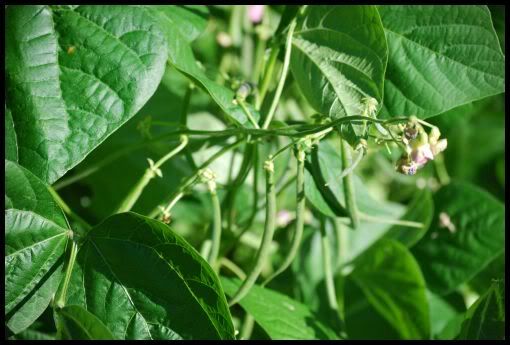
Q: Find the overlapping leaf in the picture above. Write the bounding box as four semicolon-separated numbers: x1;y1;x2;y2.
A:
412;181;505;295
5;5;168;183
221;277;339;340
5;160;70;334
344;239;430;339
290;5;388;119
56;305;115;340
66;212;235;340
378;5;505;119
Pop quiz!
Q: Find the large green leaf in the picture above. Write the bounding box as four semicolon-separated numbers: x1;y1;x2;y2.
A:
150;5;208;42
5;5;168;184
5;160;70;333
56;305;115;340
221;277;339;340
458;280;505;340
412;181;505;295
66;212;234;340
290;5;388;118
378;5;505;119
148;7;260;127
344;239;430;339
5;106;18;162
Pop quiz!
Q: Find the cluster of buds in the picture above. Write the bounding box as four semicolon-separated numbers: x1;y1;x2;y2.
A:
396;117;447;175
198;168;217;193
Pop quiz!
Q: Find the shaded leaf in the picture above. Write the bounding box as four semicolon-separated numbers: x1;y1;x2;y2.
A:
56;305;115;340
5;5;168;183
5;160;69;333
458;280;505;340
66;212;235;340
345;239;430;339
221;277;339;340
379;5;505;119
412;181;504;295
291;5;388;119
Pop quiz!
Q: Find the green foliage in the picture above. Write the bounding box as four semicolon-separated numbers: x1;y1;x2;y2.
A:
412;182;504;295
4;4;505;341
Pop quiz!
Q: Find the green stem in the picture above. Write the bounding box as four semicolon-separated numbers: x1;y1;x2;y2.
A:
238;99;260;129
320;218;339;311
340;139;360;230
325;145;364;187
261;18;297;129
240;314;255;340
180;85;198;170
252;32;267;84
358;212;423;228
262;148;305;286
115;135;189;213
207;188;222;269
48;187;91;231
149;139;246;219
55;239;78;308
256;44;280;110
434;153;451;185
228;159;276;307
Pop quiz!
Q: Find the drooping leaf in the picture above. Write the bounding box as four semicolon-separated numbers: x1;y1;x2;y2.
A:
383;188;434;247
378;5;505;119
5;5;168;184
56;305;115;340
290;5;388;119
66;212;235;340
344;239;430;339
412;181;505;295
147;7;260;127
150;5;208;42
221;277;339;340
458;280;505;340
5;160;70;334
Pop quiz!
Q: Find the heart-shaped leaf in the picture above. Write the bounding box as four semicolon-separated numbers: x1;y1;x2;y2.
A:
56;305;115;340
5;5;168;184
411;181;504;295
221;277;339;340
344;239;430;339
66;212;235;340
290;5;388;118
5;160;70;334
378;5;505;119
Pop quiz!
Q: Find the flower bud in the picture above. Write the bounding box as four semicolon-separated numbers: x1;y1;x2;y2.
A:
248;5;264;24
431;138;447;155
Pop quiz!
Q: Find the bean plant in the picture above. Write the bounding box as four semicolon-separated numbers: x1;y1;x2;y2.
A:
5;4;505;340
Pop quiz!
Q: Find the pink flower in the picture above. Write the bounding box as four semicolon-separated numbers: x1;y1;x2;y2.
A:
411;143;434;168
248;5;264;24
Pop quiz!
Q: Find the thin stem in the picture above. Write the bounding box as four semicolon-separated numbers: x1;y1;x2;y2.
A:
256;44;280;110
207;188;222;269
325;146;364;187
149;139;246;219
252;31;267;85
320;217;339;311
229;159;276;307
340;139;360;230
238;99;260;129
220;257;246;280
433;153;451;185
115;135;189;213
48;187;91;231
55;239;78;308
180;85;198;170
262;148;305;287
262;18;297;129
358;211;424;228
240;314;255;340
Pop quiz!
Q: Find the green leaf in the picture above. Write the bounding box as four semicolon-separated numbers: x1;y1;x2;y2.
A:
5;5;168;184
290;5;388;118
383;189;434;247
378;5;505;119
427;290;463;339
458;280;505;340
412;181;505;295
5;105;18;162
150;5;208;42
66;212;234;340
56;305;115;340
147;7;260;127
221;277;339;340
5;160;69;334
344;239;430;339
